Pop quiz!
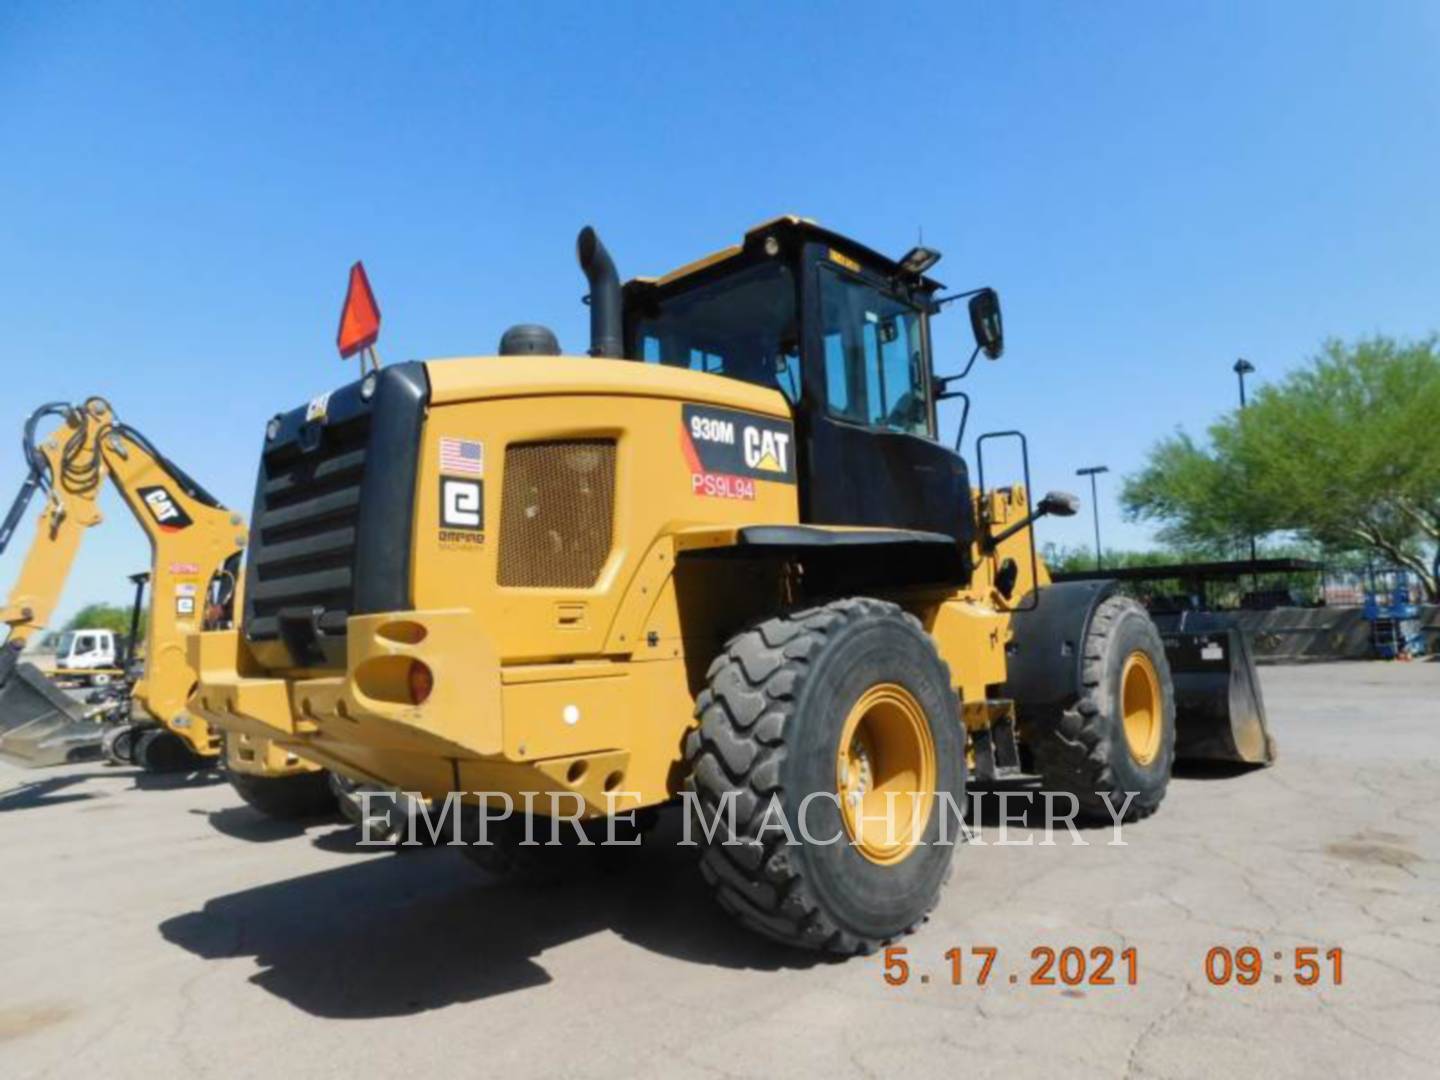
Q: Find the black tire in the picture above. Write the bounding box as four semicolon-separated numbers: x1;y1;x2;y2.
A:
462;816;564;882
1018;595;1175;823
101;723;140;766
134;727;207;773
460;813;627;882
330;774;435;844
228;767;337;820
683;597;965;955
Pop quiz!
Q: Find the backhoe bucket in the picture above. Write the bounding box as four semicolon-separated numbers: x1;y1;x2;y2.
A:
0;650;105;768
1152;611;1276;766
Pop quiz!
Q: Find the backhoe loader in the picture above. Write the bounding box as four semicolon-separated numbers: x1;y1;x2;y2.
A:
189;218;1273;952
0;399;333;815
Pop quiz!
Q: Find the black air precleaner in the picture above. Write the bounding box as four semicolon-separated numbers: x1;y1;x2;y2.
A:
498;324;561;356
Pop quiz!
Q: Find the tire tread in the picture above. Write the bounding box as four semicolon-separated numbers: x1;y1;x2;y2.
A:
683;597;956;954
1020;595;1174;822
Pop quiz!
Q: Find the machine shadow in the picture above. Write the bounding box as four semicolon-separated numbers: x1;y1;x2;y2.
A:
1171;760;1266;781
132;768;228;792
2;763;221;813
201;805;348;845
159;817;826;1018
967;776;1121;831
0;772;106;811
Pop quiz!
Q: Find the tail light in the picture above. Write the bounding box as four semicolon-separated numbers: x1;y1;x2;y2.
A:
407;661;433;705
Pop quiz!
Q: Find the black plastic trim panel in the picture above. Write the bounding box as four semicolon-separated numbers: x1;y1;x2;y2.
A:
997;579;1117;708
354;364;428;615
242;362;428;664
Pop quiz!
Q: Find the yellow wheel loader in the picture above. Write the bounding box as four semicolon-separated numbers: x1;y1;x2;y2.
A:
189;218;1273;952
0;399;332;817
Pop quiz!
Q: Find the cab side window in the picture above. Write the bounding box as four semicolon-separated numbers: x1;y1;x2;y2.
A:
818;266;930;437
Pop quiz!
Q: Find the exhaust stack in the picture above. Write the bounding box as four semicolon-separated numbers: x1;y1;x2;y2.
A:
576;226;623;359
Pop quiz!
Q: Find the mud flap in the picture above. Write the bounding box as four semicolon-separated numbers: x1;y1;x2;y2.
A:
1152;611;1275;766
0;650;105;768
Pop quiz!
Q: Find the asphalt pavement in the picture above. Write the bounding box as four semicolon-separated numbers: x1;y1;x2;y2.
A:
1;661;1436;1079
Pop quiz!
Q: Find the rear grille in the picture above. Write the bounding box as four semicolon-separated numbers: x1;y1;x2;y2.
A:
246;413;370;640
241;363;428;664
498;440;616;588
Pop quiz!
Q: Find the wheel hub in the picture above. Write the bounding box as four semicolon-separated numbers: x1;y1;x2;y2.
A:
1121;650;1162;766
836;683;937;866
843;736;873;807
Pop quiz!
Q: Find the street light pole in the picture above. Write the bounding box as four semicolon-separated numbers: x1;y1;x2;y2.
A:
1233;358;1258;563
1234;357;1254;409
1076;465;1109;571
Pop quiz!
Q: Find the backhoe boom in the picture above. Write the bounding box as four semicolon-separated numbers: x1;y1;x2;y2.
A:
0;398;250;769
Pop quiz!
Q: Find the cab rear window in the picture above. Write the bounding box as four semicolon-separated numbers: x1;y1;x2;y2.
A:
632;261;801;402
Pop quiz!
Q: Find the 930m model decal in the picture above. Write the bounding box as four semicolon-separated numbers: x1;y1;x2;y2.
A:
680;404;795;499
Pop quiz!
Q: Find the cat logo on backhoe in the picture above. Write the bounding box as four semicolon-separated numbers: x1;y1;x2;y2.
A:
138;486;193;532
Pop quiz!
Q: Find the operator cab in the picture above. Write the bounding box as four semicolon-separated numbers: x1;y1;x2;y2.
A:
618;217;1001;545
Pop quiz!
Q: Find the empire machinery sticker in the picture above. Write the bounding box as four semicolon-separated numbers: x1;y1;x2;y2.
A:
680;404;796;500
437;436;485;547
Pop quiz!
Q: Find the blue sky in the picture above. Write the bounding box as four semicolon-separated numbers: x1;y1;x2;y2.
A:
2;1;1438;625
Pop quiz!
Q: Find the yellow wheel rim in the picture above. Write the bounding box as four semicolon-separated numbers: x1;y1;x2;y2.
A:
836;683;937;865
1121;650;1162;766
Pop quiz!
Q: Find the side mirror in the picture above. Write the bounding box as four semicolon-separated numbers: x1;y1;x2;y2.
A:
1038;491;1080;517
984;488;1080;552
968;288;1003;360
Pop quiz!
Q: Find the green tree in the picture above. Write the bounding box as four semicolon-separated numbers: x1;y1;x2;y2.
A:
64;603;144;638
1039;543;1212;576
1122;335;1440;599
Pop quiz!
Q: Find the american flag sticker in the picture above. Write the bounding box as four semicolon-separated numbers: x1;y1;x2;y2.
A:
439;436;484;476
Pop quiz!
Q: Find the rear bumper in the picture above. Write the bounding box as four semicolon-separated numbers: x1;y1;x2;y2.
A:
193;609;504;754
223;731;322;777
190;609;674;813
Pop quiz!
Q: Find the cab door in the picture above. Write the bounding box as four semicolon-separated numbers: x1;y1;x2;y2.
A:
796;247;974;547
70;633;96;668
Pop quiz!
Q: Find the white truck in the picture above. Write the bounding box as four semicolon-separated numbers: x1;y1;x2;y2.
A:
45;628;121;684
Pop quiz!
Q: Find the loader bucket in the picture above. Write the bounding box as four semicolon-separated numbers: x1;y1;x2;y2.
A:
0;649;105;768
1151;611;1276;766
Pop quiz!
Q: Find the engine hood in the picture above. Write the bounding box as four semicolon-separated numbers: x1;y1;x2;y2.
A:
423;354;792;420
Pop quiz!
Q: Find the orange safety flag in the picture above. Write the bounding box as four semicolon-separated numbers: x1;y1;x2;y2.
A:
336;261;381;358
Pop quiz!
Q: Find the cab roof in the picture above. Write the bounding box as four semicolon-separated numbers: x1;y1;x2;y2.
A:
627;215;945;294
